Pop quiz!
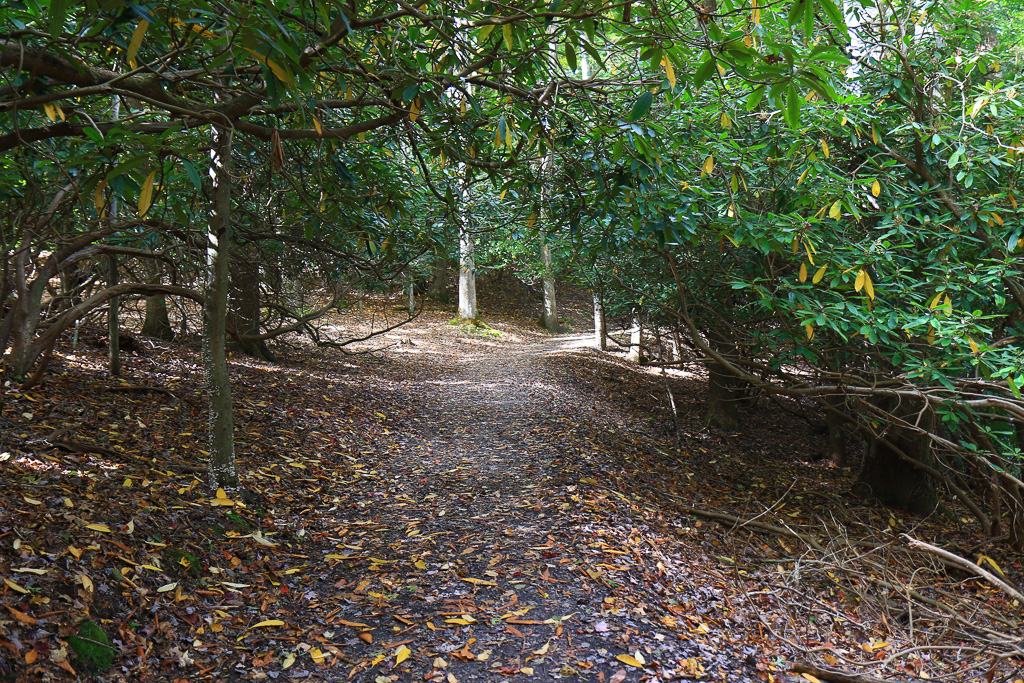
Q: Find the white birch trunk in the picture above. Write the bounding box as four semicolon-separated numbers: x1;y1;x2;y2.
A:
626;313;642;363
458;223;477;321
592;291;606;350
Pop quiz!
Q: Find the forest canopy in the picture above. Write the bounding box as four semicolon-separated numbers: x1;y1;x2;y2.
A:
2;0;1024;551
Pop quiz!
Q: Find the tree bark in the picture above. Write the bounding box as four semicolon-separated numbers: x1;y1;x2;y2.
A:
405;271;415;316
592;290;606;350
228;245;276;362
141;261;174;340
626;312;643;363
204;126;240;489
458;222;477;321
428;257;450;304
107;254;120;376
540;234;559;332
854;400;938;515
704;361;741;430
825;395;847;466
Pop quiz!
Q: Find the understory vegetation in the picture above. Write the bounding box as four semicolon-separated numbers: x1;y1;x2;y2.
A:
2;0;1024;680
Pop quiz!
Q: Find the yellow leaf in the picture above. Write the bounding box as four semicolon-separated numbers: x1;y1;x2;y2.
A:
871;179;881;197
520;667;534;675
828;200;842;220
94;181;107;214
81;574;95;592
243;48;295;87
215;488;228;499
313;117;322;135
802;675;823;683
617;654;644;667
752;0;761;25
126;20;149;68
282;652;296;669
4;578;29;594
929;291;944;309
310;648;328;663
805;324;814;341
156;581;177;593
977;554;1005;576
139;170;157;217
701;155;714;177
43;102;56;121
662;56;676;88
797;167;808;185
799;263;807;282
250;619;285;628
414;559;427;569
855;269;866;293
503;23;513;49
968;337;979;354
396;645;411;664
460;577;498;586
445;618;472;625
478;24;495;41
821;139;829;158
527;213;535;228
720;112;731;128
123;478;132;487
23;496;42;505
871;126;878;144
410;99;419;123
864;272;875;300
86;524;111;533
813;265;826;284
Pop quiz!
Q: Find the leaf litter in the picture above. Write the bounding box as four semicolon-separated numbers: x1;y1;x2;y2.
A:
0;293;1021;682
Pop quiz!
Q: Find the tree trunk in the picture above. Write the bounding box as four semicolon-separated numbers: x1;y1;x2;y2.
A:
458;223;477;321
428;257;450;304
107;254;120;376
626;313;643;363
540;235;559;332
205;126;240;490
141;261;174;341
592;290;606;350
405;271;415;316
229;245;276;362
854;401;938;515
704;361;741;430
825;395;847;466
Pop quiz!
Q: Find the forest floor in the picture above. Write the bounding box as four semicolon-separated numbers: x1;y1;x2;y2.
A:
1;293;1022;683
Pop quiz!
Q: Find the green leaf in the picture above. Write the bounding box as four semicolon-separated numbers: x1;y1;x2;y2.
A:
785;82;800;128
746;86;765;111
183;160;202;190
693;53;717;89
48;0;70;38
67;621;114;672
817;0;847;31
628;91;653;121
565;43;577;72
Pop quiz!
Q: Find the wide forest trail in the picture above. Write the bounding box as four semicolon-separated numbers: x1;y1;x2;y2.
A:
301;331;760;682
4;306;1017;683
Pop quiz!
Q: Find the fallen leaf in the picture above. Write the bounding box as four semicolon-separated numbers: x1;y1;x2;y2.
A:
395;645;411;665
282;652;296;669
4;605;37;625
85;524;111;533
156;581;177;593
250;620;285;628
610;670;627;683
616;654;643;667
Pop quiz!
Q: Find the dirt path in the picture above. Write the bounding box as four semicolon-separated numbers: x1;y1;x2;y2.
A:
303;333;758;682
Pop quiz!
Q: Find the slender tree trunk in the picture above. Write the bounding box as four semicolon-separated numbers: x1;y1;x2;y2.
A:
107;254;120;376
141;261;174;340
825;395;847;466
458;223;477;321
592;290;606;350
704;361;741;430
428;257;450;304
626;312;643;363
205;126;239;489
540;235;558;332
406;271;415;316
229;245;275;362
